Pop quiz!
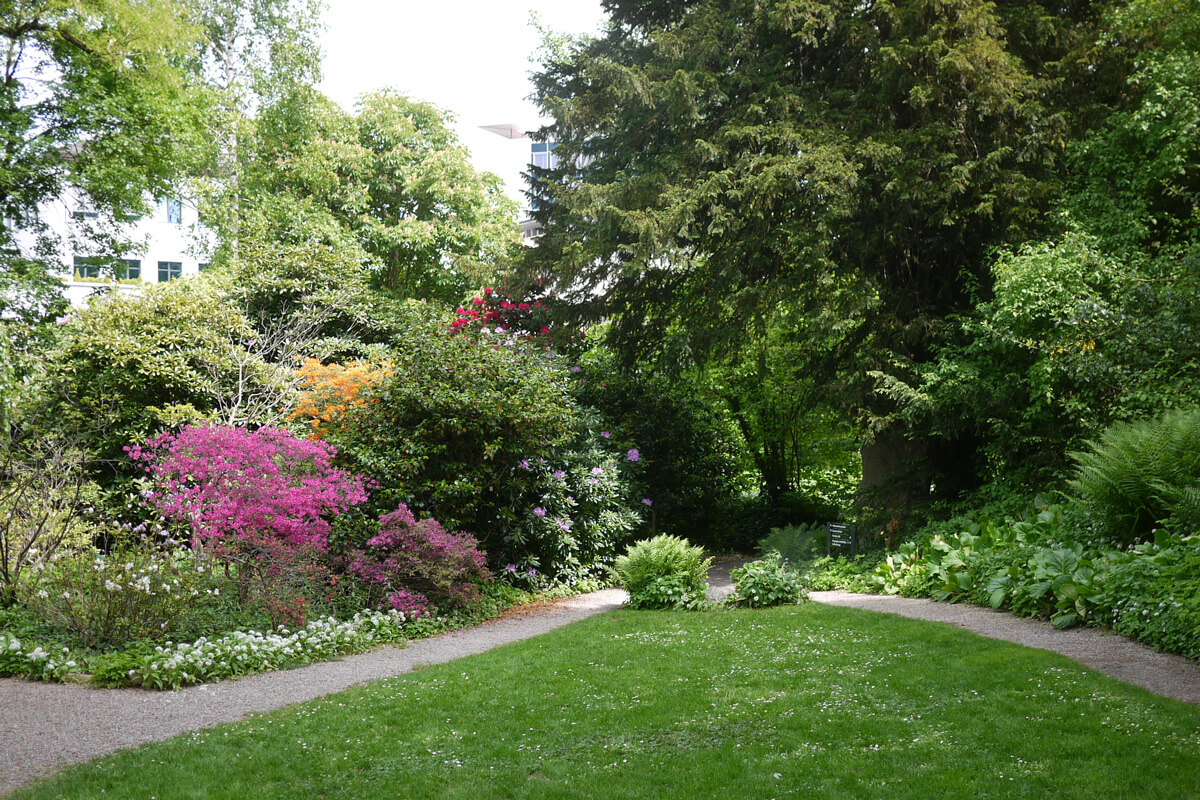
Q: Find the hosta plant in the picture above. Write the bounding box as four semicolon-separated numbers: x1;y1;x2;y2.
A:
727;553;806;608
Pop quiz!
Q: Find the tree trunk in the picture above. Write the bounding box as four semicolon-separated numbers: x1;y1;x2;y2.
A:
858;424;930;538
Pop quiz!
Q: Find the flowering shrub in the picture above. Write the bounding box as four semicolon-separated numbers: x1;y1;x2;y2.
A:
501;438;643;586
19;544;221;647
727;553;806;608
127;424;368;549
94;610;413;689
291;358;393;440
448;284;554;339
345;505;490;614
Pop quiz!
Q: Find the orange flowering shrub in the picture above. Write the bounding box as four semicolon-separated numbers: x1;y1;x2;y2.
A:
291;358;392;439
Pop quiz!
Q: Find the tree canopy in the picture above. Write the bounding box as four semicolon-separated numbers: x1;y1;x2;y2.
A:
522;0;1175;510
1;0;210;322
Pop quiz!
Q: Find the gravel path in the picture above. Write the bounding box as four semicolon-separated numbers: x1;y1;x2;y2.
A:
0;589;626;796
3;566;1199;796
810;590;1200;706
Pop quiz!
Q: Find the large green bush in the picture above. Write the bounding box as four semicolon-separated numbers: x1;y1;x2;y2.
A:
318;310;644;583
611;535;711;610
34;278;290;482
571;353;750;550
1069;407;1200;543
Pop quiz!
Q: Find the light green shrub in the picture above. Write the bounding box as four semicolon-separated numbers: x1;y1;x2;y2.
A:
612;535;711;610
1069;407;1200;543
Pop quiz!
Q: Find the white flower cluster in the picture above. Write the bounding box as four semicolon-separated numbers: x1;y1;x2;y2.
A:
127;609;413;689
0;632;78;682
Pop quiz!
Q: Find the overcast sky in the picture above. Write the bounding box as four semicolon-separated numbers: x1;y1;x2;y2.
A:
320;1;607;212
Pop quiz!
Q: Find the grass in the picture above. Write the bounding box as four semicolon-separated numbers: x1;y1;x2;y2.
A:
13;603;1200;799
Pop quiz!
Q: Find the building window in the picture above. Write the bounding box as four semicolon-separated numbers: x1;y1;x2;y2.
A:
157;261;182;282
198;262;210;272
531;142;559;171
117;259;141;280
73;256;102;280
70;209;99;221
161;198;182;224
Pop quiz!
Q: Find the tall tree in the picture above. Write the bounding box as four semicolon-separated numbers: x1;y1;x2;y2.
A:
189;0;325;264
235;88;520;304
0;0;208;322
524;0;1117;512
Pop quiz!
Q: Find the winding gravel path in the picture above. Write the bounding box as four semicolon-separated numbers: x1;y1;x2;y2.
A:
809;590;1200;706
3;564;1199;796
0;590;626;796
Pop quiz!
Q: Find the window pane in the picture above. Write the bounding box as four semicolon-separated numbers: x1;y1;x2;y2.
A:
73;256;101;279
118;259;141;280
157;261;182;282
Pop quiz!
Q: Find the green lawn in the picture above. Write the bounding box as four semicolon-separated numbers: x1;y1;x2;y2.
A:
15;604;1200;799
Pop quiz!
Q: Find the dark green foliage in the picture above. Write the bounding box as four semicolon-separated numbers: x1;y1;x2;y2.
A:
524;0;1115;510
1069;407;1200;543
571;355;746;549
756;523;824;564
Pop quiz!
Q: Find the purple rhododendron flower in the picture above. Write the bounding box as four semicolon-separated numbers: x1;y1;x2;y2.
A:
505;563;518;573
518;459;531;470
552;470;566;479
570;365;582;372
533;507;546;517
587;478;598;485
600;431;610;438
590;467;603;476
627;448;640;462
642;498;653;507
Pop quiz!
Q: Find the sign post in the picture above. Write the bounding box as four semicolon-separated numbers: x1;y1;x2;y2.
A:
826;522;857;558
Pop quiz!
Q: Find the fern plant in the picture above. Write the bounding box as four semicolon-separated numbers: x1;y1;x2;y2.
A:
611;535;711;610
1069;407;1200;543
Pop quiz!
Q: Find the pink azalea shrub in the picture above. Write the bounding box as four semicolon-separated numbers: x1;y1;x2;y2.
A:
346;505;490;615
127;424;368;549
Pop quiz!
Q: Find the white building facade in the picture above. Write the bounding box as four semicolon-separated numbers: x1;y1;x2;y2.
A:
21;189;212;307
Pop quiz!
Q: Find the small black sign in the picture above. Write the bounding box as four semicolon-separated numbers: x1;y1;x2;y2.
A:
827;522;857;557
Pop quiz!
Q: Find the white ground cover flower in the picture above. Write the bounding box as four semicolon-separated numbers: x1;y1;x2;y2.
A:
127;610;413;689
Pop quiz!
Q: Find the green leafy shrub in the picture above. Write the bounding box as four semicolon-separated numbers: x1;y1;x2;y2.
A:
20;542;233;647
0;438;95;607
310;308;645;584
35;278;290;488
612;535;711;610
757;522;824;564
1069;407;1200;544
727;553;805;608
571;356;748;550
800;556;881;593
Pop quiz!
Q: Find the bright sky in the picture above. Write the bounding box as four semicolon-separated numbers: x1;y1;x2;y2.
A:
320;0;608;212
